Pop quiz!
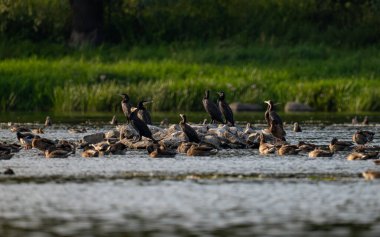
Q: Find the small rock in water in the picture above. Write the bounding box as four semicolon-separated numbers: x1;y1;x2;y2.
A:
4;168;15;175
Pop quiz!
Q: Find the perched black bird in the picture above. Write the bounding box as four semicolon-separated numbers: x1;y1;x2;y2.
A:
129;107;157;143
264;100;286;141
120;93;132;124
137;100;152;125
202;90;224;124
217;91;235;126
179;114;201;143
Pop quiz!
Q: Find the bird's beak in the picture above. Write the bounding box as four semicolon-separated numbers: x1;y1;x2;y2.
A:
264;100;270;104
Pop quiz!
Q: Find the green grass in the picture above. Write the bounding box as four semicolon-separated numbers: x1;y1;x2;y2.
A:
1;41;380;112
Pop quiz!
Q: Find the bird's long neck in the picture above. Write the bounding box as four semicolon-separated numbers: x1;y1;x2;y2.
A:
204;91;209;99
267;102;273;112
181;116;187;123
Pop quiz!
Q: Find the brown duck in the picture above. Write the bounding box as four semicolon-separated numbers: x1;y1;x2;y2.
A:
0;142;21;153
81;148;100;158
264;100;286;141
346;152;378;160
329;138;353;152
186;144;217;156
0;150;13;160
32;137;56;152
259;133;275;155
45;147;70;158
362;170;380;180
147;144;176;158
293;122;302;132
308;148;333;158
352;130;374;145
297;141;317;152
106;142;127;155
278;144;301;156
177;142;193;153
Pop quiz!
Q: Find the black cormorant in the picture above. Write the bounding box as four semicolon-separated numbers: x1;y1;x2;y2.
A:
179;114;201;143
120;93;131;124
129;107;157;143
137;100;152;125
264;100;286;141
217;91;235;126
202;90;224;124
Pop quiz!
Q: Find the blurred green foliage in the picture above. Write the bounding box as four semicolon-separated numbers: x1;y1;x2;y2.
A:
1;42;380;112
1;0;380;45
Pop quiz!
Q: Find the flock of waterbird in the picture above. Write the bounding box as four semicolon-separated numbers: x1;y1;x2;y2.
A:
0;90;379;179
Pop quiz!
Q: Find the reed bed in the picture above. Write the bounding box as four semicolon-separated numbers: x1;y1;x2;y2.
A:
1;42;380;112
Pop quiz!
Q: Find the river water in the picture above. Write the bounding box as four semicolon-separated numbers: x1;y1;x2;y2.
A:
0;114;379;237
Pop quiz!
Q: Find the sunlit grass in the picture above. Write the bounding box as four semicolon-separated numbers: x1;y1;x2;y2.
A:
1;42;380;112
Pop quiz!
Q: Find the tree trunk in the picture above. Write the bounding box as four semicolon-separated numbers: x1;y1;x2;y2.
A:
69;0;104;46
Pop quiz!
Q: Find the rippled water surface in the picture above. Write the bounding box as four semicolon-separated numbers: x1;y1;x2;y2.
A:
1;118;380;237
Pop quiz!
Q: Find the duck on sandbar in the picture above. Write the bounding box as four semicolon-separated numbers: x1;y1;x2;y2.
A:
308;148;333;158
146;144;176;158
346;152;378;161
362;170;380;180
259;133;275;155
329;138;353;152
278;144;301;156
186;144;217;156
352;130;374;146
264;100;286;141
293;122;302;132
45;147;70;159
